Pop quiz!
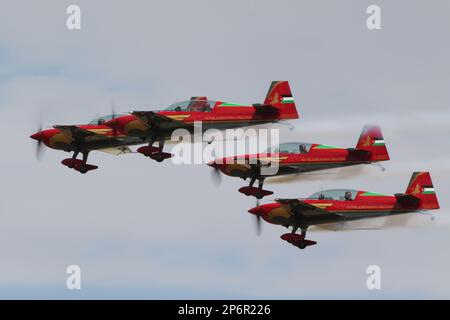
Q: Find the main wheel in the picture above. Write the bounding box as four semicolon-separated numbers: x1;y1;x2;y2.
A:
298;243;306;249
78;165;88;174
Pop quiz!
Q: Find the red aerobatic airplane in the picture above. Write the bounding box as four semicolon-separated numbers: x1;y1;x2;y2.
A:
114;80;298;161
208;125;389;199
30;81;299;173
30;121;143;173
248;172;439;250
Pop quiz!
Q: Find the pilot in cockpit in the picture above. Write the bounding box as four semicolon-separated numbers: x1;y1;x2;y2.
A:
344;191;353;201
189;100;211;112
299;144;308;154
97;118;106;125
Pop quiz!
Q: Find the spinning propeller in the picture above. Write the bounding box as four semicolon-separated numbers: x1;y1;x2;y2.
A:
31;121;44;160
247;197;263;236
254;198;262;235
208;161;222;187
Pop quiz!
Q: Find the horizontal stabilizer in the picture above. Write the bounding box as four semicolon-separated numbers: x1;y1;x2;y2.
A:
346;148;371;158
252;103;280;115
395;193;421;205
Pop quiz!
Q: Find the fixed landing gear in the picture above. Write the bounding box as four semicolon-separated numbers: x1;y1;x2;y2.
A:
61;151;98;174
238;177;273;199
137;137;172;162
280;225;317;250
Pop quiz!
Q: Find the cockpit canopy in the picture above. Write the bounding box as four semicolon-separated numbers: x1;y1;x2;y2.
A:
308;189;359;201
166;100;216;112
89;114;126;125
267;142;312;154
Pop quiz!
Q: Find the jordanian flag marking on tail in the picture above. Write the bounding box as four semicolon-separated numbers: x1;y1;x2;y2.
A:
281;96;294;104
422;186;435;194
372;139;385;146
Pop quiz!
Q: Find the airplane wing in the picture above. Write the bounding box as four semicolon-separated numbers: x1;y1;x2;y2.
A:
218;156;281;177
275;198;342;219
131;111;193;130
54;125;106;141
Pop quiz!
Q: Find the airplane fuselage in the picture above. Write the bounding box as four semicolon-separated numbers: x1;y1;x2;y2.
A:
214;144;388;179
255;192;425;228
33;102;297;153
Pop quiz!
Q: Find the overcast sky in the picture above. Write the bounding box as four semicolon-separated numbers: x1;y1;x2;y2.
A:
0;0;449;299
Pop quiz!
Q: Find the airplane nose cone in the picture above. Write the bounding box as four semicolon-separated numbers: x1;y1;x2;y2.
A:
30;132;42;141
248;206;261;215
207;161;217;168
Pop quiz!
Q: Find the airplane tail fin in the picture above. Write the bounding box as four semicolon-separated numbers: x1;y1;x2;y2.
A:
355;125;389;162
261;81;299;120
404;172;439;209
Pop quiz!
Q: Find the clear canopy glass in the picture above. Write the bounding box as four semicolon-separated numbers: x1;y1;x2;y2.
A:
308;189;359;201
166;100;216;112
88;114;127;125
267;142;312;154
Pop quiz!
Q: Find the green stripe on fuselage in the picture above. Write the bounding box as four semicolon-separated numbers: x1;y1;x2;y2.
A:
360;192;387;197
219;102;246;107
314;145;339;149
